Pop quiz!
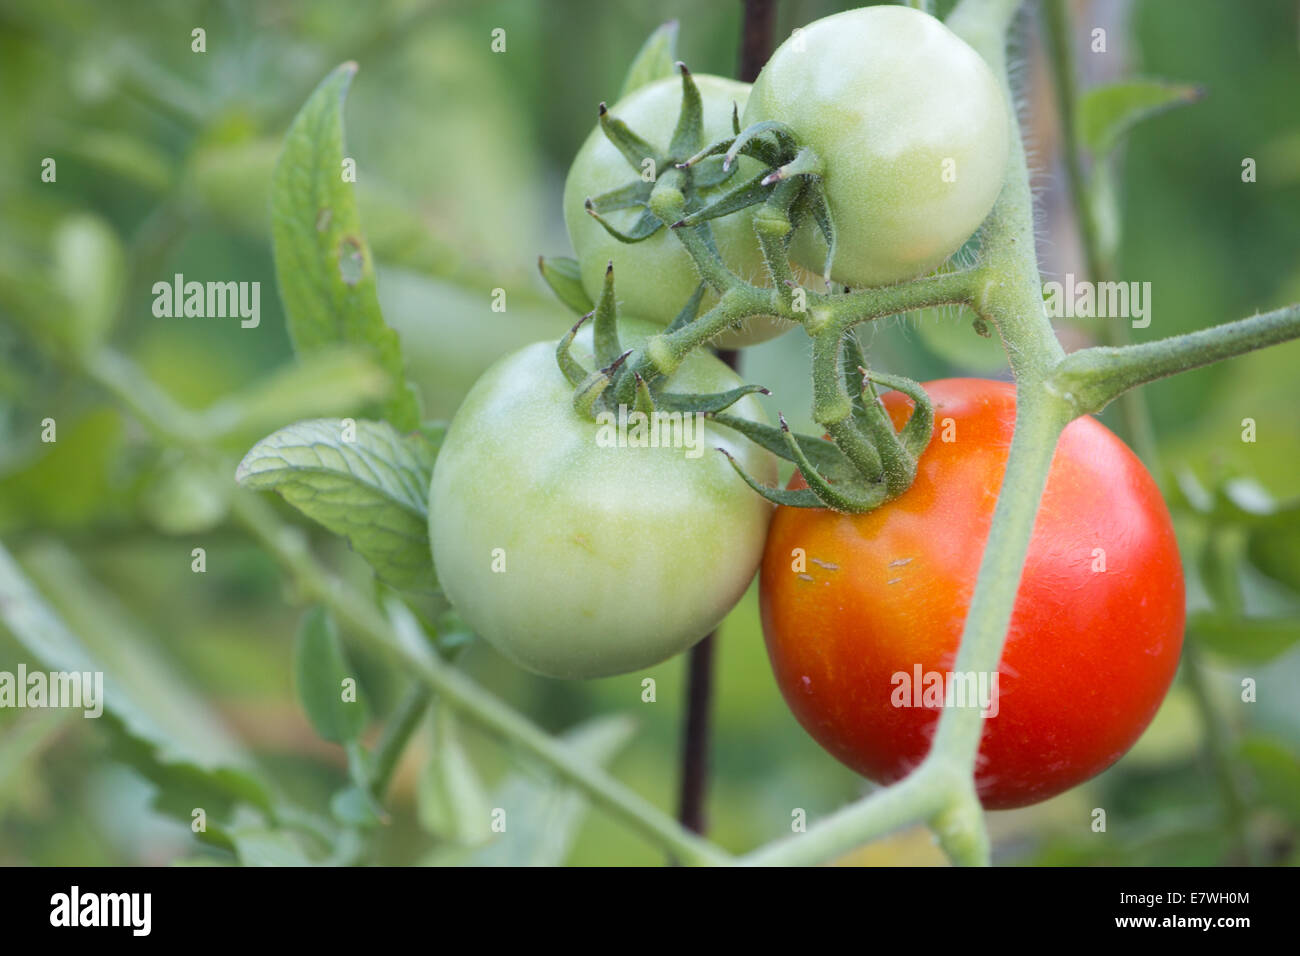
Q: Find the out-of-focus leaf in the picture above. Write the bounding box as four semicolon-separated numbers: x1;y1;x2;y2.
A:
1247;523;1300;593
6;541;249;769
417;704;491;845
52;213;124;354
1078;79;1203;158
619;20;680;100
271;62;419;430
0;409;127;533
1189;611;1300;663
0;542;274;841
204;348;395;443
228;827;316;866
426;715;636;867
1239;735;1300;824
236;418;437;591
293;606;367;745
0;710;71;817
1197;530;1244;616
538;255;594;315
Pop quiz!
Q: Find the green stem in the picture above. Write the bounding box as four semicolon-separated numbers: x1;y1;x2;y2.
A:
741;763;948;866
368;682;433;799
1043;0;1158;465
1179;639;1259;864
1051;305;1300;416
929;389;1070;763
228;492;730;866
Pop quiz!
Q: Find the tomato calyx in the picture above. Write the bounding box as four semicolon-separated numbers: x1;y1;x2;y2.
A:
581;64;730;251
555;262;770;422
675;116;836;285
714;331;934;514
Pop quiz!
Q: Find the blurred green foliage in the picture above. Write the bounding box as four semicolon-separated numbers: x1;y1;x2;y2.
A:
0;0;1297;866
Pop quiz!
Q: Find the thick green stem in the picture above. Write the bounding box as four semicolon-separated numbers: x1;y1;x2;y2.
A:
1051;305;1300;416
929;389;1070;762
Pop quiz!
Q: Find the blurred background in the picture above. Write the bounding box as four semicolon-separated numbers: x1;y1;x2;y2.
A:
1;0;1298;865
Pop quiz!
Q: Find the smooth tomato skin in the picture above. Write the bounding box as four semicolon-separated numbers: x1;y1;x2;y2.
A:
430;318;777;680
563;75;798;347
743;6;1010;288
760;379;1185;809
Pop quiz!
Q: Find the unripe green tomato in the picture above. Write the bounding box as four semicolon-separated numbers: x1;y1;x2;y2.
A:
743;5;1011;288
563;75;798;348
429;317;777;679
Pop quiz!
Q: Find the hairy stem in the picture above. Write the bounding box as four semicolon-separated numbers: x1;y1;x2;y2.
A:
1051;305;1300;416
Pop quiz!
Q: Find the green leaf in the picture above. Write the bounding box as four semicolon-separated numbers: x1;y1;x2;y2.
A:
429;715;636;866
1189;611;1300;664
416;704;491;845
235;418;437;591
1077;79;1203;159
271;62;418;430
293;606;368;745
537;255;594;315
619;21;679;100
1238;735;1300;824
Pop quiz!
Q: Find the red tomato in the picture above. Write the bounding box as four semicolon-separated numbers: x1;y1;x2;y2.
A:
759;378;1185;809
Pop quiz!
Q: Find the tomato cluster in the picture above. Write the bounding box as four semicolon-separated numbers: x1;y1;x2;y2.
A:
429;5;1185;809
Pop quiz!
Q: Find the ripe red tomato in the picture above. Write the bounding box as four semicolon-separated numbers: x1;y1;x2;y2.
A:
759;378;1185;809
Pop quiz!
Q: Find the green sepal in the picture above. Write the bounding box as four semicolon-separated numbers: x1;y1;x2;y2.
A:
864;370;934;463
538;256;594;315
691;154;738;189
724;120;799;170
632;373;655;416
717;448;826;508
555;314;592;387
573;349;632;419
679;136;734;170
778;414;887;513
673;169;770;228
657;383;770;415
592;262;622;366
586;179;654;215
585;201;663;243
800;184;837;283
599;102;663;174
760;145;823;185
668;63;703;159
710;412;854;479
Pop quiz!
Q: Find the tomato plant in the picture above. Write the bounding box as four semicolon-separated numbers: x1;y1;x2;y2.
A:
563;74;798;347
760;379;1185;809
429;317;777;679
742;5;1011;287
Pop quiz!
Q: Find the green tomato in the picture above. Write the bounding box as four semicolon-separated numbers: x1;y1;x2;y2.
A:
429;317;777;679
563;75;797;348
743;5;1011;288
